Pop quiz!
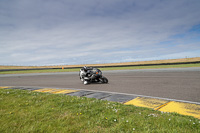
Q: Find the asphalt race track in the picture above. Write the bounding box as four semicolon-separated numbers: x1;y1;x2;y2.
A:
0;67;200;103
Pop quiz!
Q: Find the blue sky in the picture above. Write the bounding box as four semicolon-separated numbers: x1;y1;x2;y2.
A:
0;0;200;66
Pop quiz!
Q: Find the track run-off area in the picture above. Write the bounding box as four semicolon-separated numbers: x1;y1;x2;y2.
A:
0;67;200;119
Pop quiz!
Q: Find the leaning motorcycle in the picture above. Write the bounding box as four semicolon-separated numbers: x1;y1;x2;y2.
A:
79;67;108;85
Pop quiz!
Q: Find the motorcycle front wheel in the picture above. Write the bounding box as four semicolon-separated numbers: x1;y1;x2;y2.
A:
100;77;108;83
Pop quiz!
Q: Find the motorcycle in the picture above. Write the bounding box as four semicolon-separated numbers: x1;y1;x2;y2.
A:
79;67;108;85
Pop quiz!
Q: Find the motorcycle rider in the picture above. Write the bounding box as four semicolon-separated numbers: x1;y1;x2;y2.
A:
80;66;90;81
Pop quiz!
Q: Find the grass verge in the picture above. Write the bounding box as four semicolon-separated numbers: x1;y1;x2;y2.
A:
0;68;81;74
0;89;200;132
100;63;200;71
1;57;200;70
0;63;200;74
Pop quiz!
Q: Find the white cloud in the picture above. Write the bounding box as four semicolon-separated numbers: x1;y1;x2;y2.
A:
0;0;200;65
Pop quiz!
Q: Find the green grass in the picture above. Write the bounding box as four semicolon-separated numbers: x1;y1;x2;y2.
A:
0;63;200;74
0;89;200;133
0;68;81;74
100;63;200;71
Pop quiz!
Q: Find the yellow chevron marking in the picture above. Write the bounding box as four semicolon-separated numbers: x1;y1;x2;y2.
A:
34;88;55;92
51;89;78;94
159;101;200;119
33;88;78;94
0;86;11;89
154;101;172;110
124;97;169;109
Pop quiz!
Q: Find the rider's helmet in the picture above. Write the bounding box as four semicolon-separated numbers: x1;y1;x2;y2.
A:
83;66;87;71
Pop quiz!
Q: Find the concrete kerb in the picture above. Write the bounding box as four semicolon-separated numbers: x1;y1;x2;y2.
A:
1;86;200;119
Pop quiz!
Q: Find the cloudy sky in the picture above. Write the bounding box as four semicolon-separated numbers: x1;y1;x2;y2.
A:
0;0;200;66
